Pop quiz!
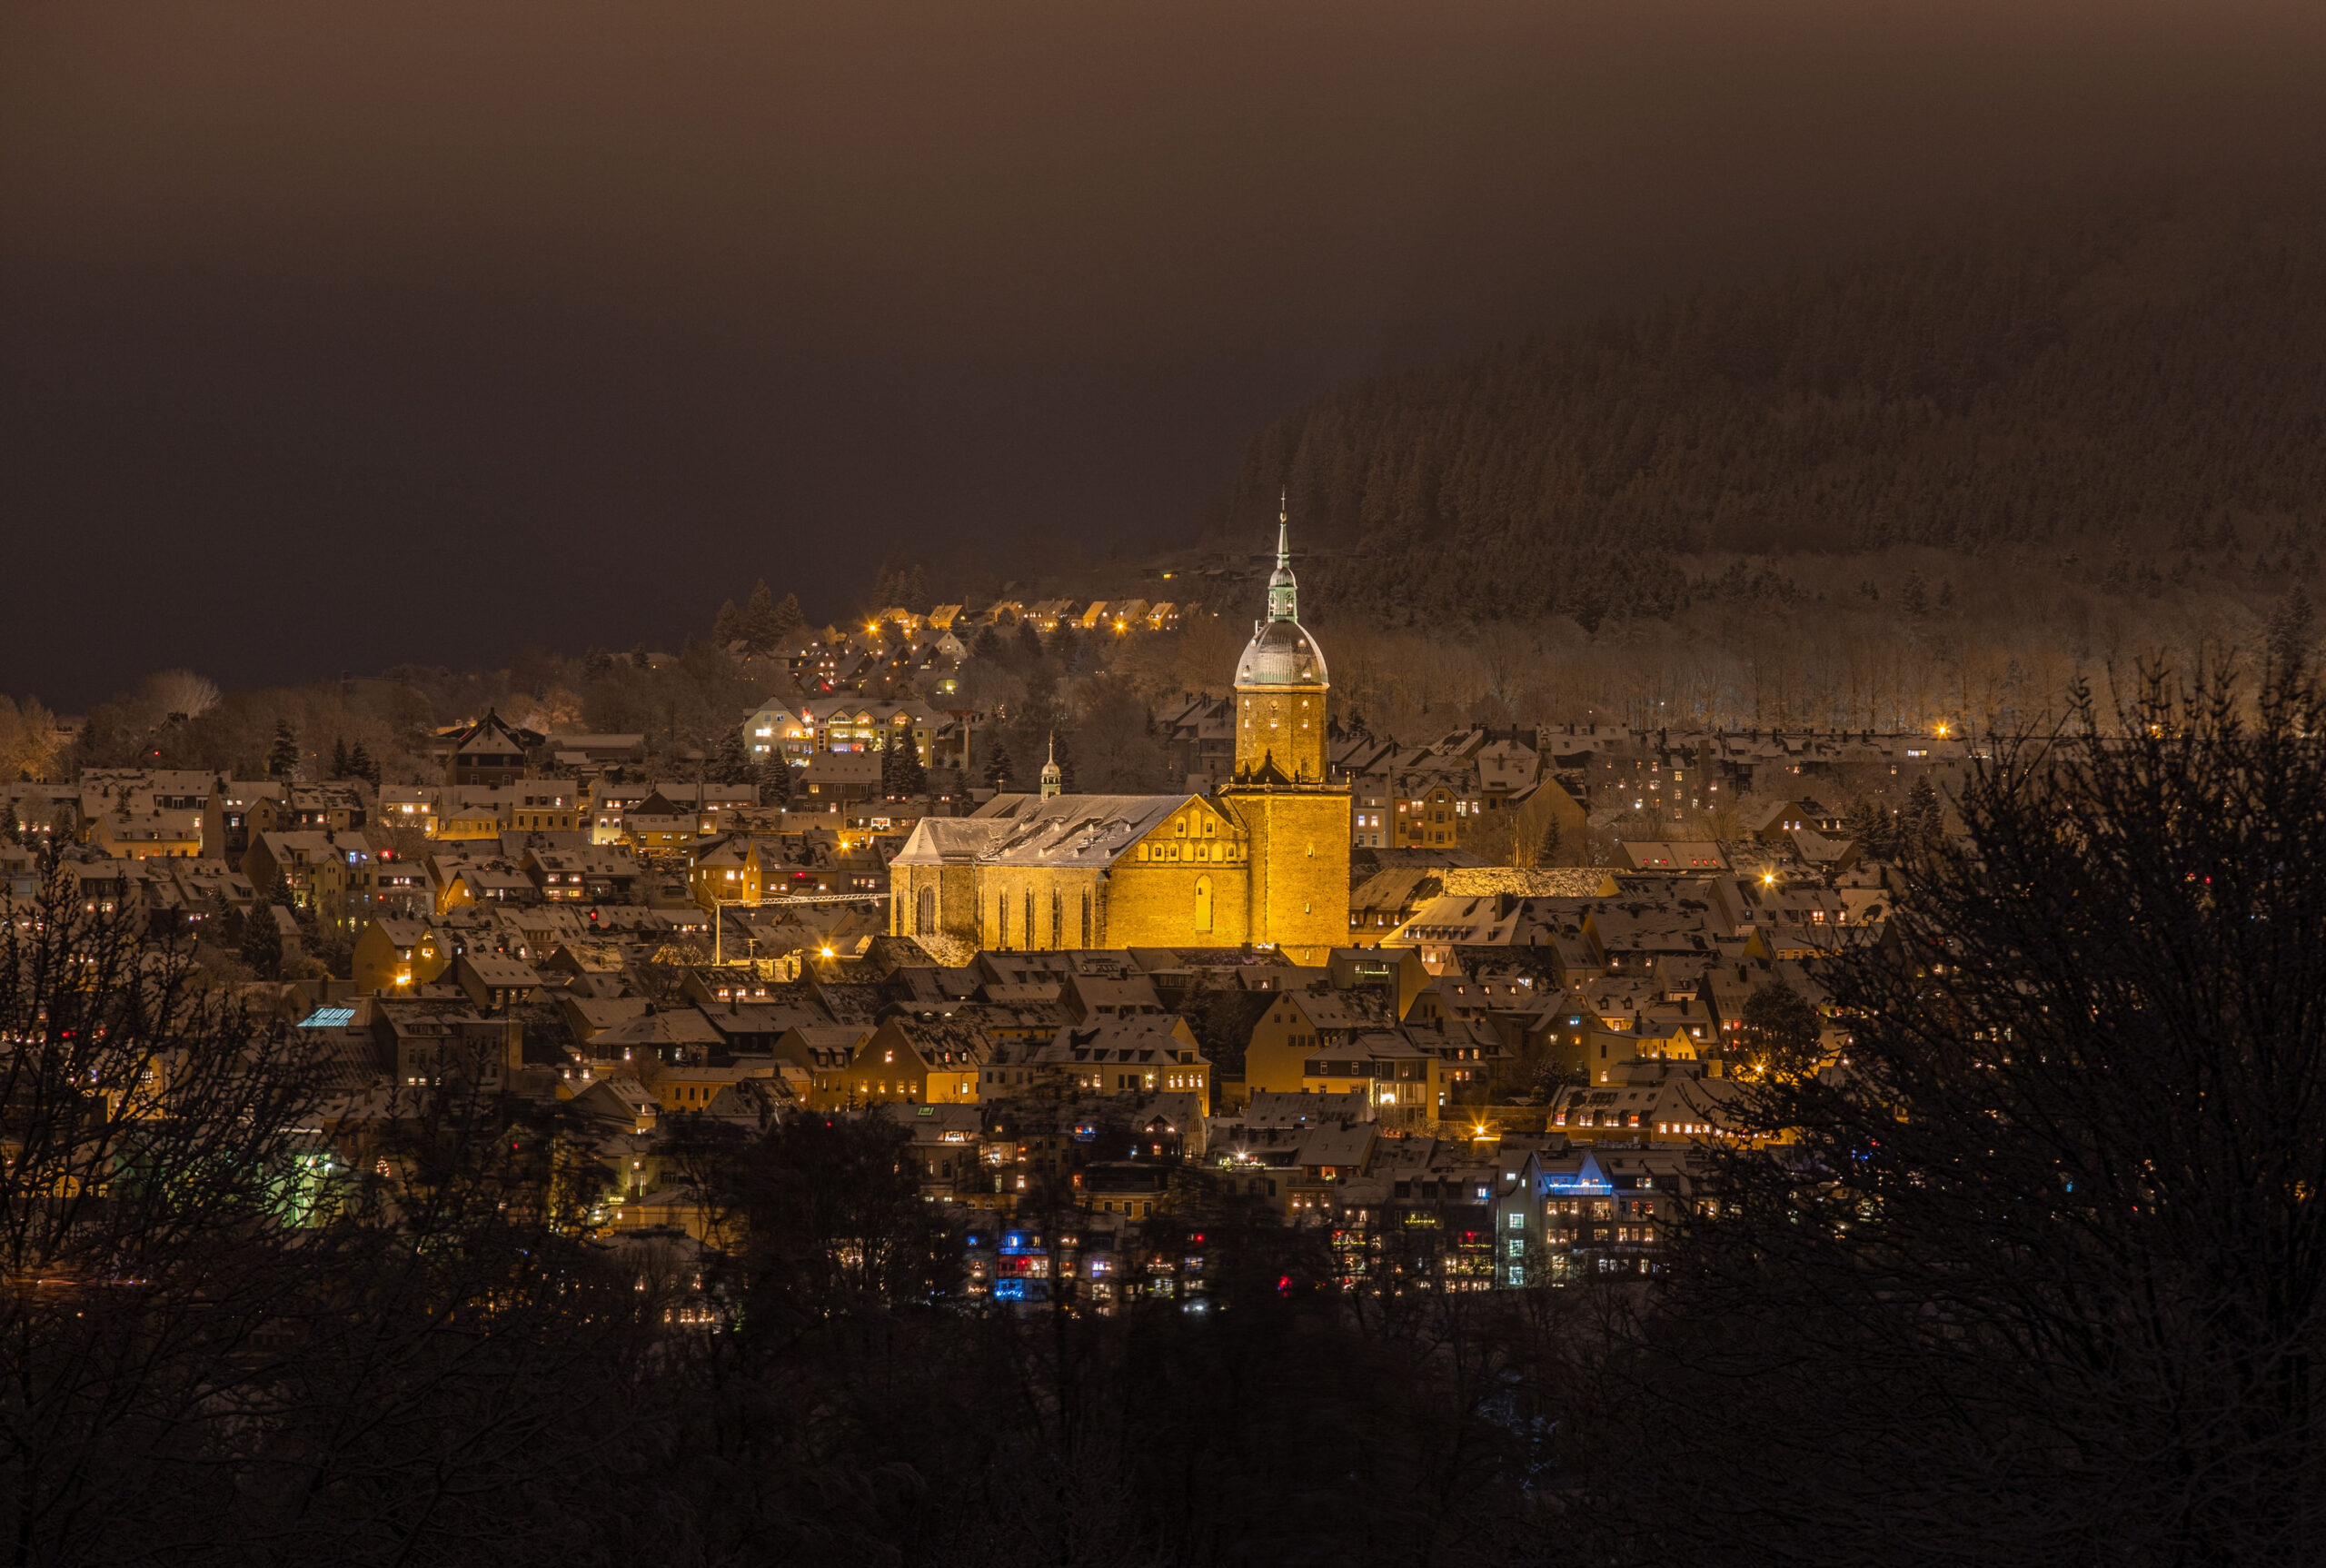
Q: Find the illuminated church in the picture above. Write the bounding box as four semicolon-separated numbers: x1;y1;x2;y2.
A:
890;517;1351;961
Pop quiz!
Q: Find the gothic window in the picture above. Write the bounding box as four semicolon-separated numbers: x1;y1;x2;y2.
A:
916;884;936;938
1193;875;1214;933
1081;891;1092;947
1050;888;1063;948
1024;889;1036;947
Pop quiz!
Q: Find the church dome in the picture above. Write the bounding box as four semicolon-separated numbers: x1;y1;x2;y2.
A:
1235;617;1327;689
1233;508;1328;690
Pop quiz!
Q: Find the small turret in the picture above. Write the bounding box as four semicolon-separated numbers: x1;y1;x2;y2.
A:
1039;734;1062;799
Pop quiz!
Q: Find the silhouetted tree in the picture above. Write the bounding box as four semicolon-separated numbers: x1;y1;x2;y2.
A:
706;725;755;786
1900;775;1944;849
740;581;784;651
1737;978;1823;1078
2268;584;2314;682
1846;796;1901;860
770;590;807;650
240;896;283;979
880;734;928;799
870;561;931;616
265;719;299;779
757;752;792;810
1605;665;2326;1566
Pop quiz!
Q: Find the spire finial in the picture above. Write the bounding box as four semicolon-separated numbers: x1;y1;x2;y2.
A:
1266;500;1298;622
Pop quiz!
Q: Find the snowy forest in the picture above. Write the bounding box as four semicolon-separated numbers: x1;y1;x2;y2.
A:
1200;198;2326;733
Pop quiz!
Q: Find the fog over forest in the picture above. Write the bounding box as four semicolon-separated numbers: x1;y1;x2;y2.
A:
1203;200;2326;736
10;198;2326;779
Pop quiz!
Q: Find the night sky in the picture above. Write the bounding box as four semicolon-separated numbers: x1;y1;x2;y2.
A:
5;1;2321;707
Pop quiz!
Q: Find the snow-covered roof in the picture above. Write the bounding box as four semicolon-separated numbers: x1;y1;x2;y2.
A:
891;793;1198;869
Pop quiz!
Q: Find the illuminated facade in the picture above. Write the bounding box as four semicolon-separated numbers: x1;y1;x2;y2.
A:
890;517;1351;961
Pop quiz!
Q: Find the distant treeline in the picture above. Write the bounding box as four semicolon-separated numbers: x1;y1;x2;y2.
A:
1225;201;2326;630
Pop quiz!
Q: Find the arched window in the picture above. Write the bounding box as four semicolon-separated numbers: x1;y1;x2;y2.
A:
1050;888;1064;948
997;894;1008;948
1193;874;1214;933
1024;889;1036;948
916;884;936;938
1081;890;1093;947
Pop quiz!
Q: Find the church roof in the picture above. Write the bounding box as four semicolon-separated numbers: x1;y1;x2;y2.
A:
892;793;1201;869
1235;618;1327;689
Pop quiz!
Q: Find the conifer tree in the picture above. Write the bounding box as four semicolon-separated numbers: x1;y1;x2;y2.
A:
983;739;1015;791
741;581;781;650
870;562;931;615
770;591;806;649
707;726;755;786
711;598;744;646
265;720;299;779
329;738;350;779
348;742;375;786
241;894;283;979
757;753;792;810
1902;776;1944;849
2268;585;2314;682
881;735;928;799
1847;797;1901;860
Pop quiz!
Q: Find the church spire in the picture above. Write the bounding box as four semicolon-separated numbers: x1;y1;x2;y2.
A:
1267;492;1298;623
1039;732;1062;799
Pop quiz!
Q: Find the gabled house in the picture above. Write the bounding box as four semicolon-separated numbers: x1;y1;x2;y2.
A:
442;710;539;788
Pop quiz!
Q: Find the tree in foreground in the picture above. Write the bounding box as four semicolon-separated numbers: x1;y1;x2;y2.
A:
1599;665;2326;1566
0;858;671;1565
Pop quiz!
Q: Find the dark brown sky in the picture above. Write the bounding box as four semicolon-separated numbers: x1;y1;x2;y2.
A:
5;0;2322;706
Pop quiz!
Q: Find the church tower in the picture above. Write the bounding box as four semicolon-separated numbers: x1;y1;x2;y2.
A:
1231;509;1329;782
1218;501;1350;961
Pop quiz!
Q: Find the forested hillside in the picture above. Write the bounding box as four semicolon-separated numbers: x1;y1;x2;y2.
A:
1223;203;2326;633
